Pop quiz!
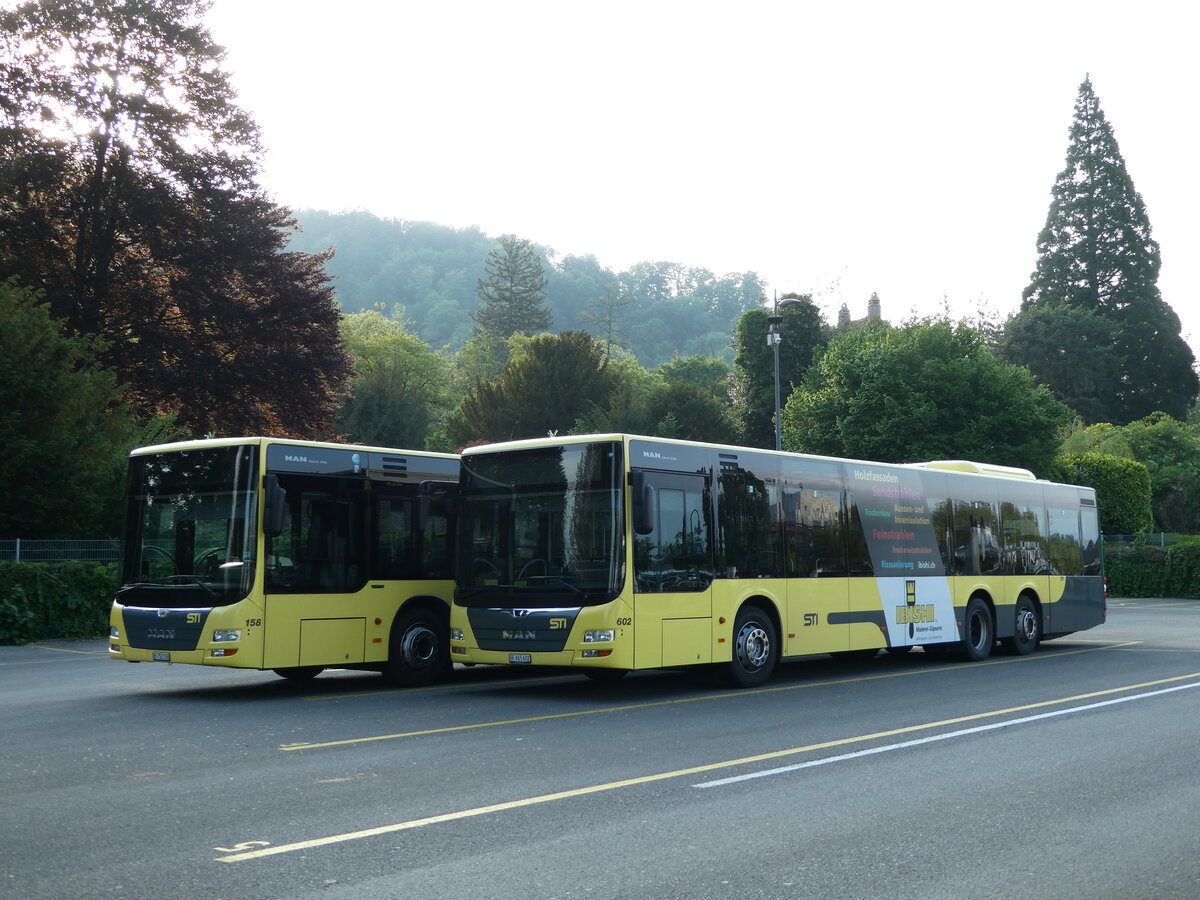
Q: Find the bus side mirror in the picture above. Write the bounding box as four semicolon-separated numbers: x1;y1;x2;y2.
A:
263;474;287;538
631;471;655;536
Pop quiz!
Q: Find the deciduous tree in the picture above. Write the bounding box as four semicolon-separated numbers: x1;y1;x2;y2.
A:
0;0;351;437
783;319;1071;475
337;309;450;450
0;278;136;536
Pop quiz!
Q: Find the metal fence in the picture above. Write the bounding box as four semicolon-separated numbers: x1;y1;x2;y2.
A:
1103;533;1194;554
0;539;121;563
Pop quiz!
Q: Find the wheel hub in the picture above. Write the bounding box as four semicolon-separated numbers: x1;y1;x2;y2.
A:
736;622;770;670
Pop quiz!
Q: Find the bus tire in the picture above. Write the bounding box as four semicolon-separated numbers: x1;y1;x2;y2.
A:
726;606;778;688
960;596;995;661
1001;594;1040;655
382;605;449;687
273;666;323;681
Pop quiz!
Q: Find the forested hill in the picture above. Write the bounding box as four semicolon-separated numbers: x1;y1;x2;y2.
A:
289;209;768;367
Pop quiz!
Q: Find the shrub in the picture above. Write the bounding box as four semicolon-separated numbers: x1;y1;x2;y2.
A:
1054;452;1154;534
0;562;115;643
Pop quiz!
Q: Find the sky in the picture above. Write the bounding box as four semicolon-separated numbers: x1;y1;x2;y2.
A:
205;0;1199;349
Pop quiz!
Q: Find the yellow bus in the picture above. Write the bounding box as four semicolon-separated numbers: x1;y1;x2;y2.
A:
450;434;1105;686
109;437;458;684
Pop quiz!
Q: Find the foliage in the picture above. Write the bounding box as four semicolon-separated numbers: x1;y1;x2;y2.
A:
995;305;1118;424
1058;415;1200;531
291;209;494;348
0;562;115;643
1103;545;1166;598
288;211;766;368
657;354;732;399
0;278;137;537
1007;76;1197;424
782;318;1071;474
445;331;620;446
579;283;631;355
641;381;739;443
473;234;551;340
0;0;352;437
336;309;451;450
731;295;830;448
1051;451;1154;534
1104;544;1200;599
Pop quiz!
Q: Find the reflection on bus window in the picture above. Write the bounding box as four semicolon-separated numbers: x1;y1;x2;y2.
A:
634;474;713;593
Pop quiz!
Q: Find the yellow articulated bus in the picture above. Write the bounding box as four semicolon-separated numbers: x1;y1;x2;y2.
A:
109;437;458;685
450;434;1105;686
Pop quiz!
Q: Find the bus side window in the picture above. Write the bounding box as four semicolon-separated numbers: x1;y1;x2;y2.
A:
265;474;367;594
633;473;713;593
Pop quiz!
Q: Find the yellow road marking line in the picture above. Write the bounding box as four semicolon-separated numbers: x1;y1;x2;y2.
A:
280;642;1137;750
222;668;1200;863
29;643;107;655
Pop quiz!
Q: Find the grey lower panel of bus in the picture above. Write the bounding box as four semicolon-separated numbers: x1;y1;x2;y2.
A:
120;606;212;650
1048;575;1106;636
466;607;580;652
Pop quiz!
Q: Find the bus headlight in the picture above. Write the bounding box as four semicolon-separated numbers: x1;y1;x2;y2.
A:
583;630;614;643
109;626;120;639
450;628;464;641
212;630;241;642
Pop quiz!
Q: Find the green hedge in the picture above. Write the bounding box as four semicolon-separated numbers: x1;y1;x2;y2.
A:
0;561;116;644
1105;543;1200;599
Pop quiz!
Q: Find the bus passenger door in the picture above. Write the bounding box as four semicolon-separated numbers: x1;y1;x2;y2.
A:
632;472;714;668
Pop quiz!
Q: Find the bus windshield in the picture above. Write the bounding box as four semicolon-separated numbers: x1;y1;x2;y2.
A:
118;444;259;608
456;441;625;608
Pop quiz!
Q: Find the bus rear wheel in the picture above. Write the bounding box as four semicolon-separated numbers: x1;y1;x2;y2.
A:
960;596;995;661
382;606;449;687
726;607;778;688
1002;595;1041;655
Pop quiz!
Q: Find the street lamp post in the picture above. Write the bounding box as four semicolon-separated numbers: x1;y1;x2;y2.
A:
768;294;802;452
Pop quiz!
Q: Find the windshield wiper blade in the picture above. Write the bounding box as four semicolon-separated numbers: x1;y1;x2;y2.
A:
535;576;585;596
163;574;219;599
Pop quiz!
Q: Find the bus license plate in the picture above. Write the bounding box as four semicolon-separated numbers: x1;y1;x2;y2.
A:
152;651;170;662
508;653;532;664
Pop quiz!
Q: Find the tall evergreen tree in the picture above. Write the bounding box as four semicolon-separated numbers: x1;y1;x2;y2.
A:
1008;76;1197;424
472;234;551;340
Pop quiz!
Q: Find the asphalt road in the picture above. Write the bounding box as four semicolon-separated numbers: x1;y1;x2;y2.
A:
3;597;1199;900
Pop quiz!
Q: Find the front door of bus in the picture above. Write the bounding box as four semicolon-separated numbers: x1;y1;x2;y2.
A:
632;472;714;668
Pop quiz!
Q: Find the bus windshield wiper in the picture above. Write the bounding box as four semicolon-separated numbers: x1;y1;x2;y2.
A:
533;576;585;596
163;574;219;599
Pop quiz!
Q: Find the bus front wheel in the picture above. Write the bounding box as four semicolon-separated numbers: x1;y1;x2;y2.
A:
273;666;323;681
726;607;778;688
382;606;449;687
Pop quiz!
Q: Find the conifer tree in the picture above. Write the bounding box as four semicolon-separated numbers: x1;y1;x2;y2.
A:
1008;76;1197;424
472;234;551;340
